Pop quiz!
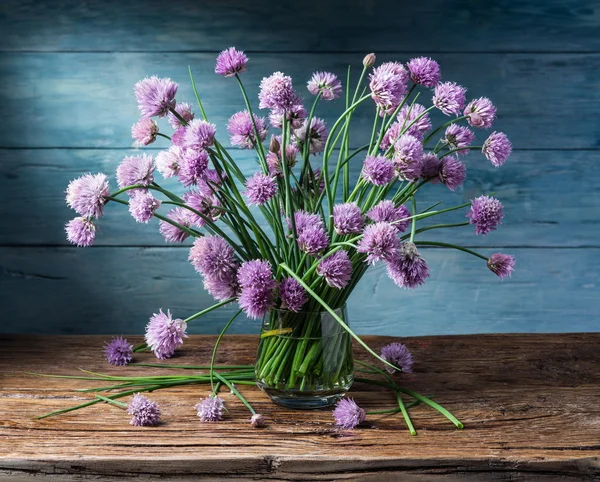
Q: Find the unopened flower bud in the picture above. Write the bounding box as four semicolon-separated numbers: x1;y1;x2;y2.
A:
269;135;280;153
363;53;376;68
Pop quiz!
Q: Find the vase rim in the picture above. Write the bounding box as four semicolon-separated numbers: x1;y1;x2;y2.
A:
267;303;347;315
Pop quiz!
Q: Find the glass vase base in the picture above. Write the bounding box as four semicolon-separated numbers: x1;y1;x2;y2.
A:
257;382;348;409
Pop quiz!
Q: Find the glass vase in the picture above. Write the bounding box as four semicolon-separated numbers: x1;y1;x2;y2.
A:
255;304;354;409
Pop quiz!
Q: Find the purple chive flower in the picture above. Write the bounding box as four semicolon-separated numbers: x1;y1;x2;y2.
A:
291;211;325;235
197;168;225;197
297;225;330;255
128;393;161;427
420;153;442;179
482;131;512;167
361;155;395;185
433;81;467;116
367;200;411;233
467;195;504;235
156;146;183;179
238;286;276;319
134;76;178;118
215;47;248;77
182;189;220;227
131;117;158;146
333;398;366;429
437;156;466;191
266;142;299;176
386;242;430;289
269;97;307;130
116;154;155;189
333;202;364;235
380;342;413;373
183;119;217;150
379;122;402;151
145;309;187;359
171;126;186;146
317;250;353;289
357;222;399;264
168;102;195;129
250;413;266;427
407;57;441;87
66;173;109;218
488;253;516;279
393;134;424;180
306;168;326;195
189;236;237;280
295;117;328;155
258;72;297;110
369;62;409;115
178;149;209;187
464;97;496;129
237;260;277;319
227;110;268;149
65;217;97;247
307;71;342;101
203;276;239;302
104;336;133;366
195;396;225;422
128;190;161;223
279;277;308;312
443;124;475;155
396;104;432;140
245;172;277;205
159;207;193;243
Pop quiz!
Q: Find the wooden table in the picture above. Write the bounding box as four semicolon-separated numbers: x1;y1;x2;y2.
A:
1;334;599;481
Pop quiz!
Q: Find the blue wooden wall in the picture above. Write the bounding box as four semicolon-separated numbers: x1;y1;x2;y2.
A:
1;0;599;335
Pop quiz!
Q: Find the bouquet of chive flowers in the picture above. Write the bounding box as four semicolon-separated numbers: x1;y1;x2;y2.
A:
64;47;514;413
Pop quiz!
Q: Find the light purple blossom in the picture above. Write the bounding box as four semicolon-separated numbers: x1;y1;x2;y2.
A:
467;195;504;235
396;103;432;140
155;146;183;179
297;225;330;255
369;62;409;115
203;276;239;302
279;277;308;312
357;222;399;264
182;189;220;227
269;98;307;130
171;126;186;146
238;286;276;319
227;110;268;149
250;413;266;427
145;309;188;359
266;143;299;176
333;398;366;429
215;47;248;77
131;117;158;146
407;57;441;87
66;173;109;218
258;72;297;110
307;71;342;101
159;207;193;243
183;119;216;150
65;217;97;247
317;250;353;289
104;336;133;366
178;149;209;187
195;396;225;422
488;253;516;279
129;190;160;223
380;342;413;373
128;393;161;426
237;260;277;319
333;202;364;235
361;155;395;185
168;102;195;129
386;242;430;289
367;200;411;233
420;153;442;180
437;156;466;191
197;169;225;197
291;211;324;235
393;134;424;180
465;97;496;129
379;122;402;151
482;131;512;167
245;172;278;205
295;117;328;155
444;124;475;155
189;236;238;281
433;82;467;116
116;154;155;189
134;76;178;118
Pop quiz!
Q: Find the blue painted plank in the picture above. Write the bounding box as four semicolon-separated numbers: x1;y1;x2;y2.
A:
2;0;598;52
1;149;598;248
1;53;598;149
0;247;598;335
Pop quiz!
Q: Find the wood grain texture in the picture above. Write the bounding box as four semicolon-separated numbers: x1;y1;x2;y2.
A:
1;247;598;335
1;334;599;481
1;52;599;149
2;0;599;53
1;148;597;247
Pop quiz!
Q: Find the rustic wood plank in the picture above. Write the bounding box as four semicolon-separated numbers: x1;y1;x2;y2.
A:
1;247;598;335
2;0;599;53
1;334;599;480
1;52;598;149
0;148;596;248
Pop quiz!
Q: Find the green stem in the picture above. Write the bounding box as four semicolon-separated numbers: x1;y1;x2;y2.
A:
210;309;243;392
183;298;235;323
95;394;128;409
414;241;488;261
